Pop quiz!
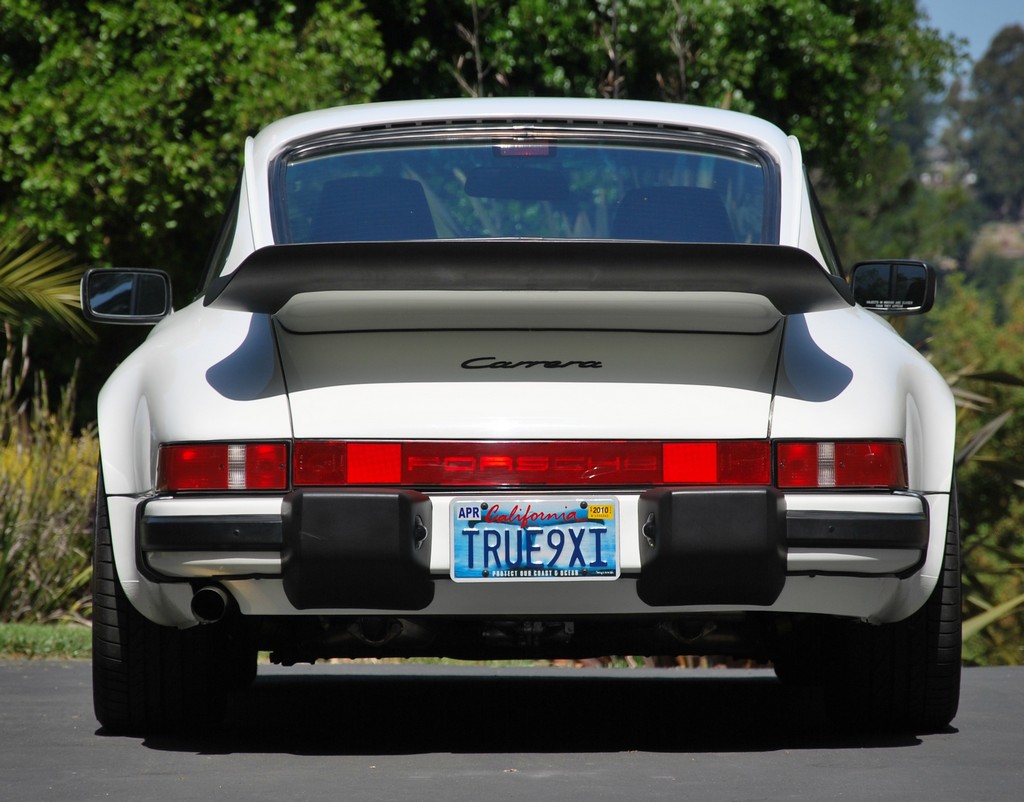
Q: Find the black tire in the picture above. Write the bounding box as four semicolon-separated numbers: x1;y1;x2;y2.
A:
822;485;962;733
92;471;256;735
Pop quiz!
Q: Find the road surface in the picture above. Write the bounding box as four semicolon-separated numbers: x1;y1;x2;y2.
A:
1;661;1021;800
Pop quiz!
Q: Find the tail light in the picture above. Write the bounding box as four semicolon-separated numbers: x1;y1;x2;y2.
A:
158;443;288;491
663;441;771;484
776;441;907;489
158;439;906;491
294;440;770;487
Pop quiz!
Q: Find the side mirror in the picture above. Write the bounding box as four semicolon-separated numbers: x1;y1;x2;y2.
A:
81;268;172;324
850;260;936;315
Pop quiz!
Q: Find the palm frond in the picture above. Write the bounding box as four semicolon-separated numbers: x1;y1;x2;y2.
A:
951;386;995;406
955;410;1013;468
967;456;1024;488
0;227;94;339
962;370;1024;388
963;592;1024;641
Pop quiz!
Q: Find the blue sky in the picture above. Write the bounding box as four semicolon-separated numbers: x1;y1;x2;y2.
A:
918;0;1023;63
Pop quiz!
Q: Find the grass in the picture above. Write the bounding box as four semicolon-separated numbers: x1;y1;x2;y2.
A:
0;622;91;659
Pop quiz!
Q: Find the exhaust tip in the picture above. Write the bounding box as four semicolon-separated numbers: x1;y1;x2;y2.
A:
191;585;229;624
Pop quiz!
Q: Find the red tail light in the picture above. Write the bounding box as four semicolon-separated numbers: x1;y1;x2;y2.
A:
663;441;771;484
159;439;906;491
777;441;907;489
158;443;288;491
294;440;770;488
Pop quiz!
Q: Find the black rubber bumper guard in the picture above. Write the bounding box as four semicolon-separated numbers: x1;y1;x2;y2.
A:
637;488;788;606
636;487;929;606
281;489;434;610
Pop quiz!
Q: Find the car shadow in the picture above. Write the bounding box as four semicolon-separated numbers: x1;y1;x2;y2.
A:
138;665;931;755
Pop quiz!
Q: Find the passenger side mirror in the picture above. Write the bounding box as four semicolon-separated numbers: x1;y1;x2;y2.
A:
81;268;172;324
850;260;935;315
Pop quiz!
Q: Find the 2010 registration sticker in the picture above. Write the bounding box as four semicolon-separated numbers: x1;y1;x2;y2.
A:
450;498;619;581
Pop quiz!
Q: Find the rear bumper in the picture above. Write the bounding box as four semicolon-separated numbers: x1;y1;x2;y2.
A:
138;487;931;612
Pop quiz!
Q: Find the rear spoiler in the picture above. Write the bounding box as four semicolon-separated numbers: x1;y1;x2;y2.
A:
205;241;853;317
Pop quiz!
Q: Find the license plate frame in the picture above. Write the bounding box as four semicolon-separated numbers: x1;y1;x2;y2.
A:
450;497;619;582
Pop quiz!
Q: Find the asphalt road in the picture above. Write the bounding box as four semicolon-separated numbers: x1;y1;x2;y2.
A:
1;661;1021;801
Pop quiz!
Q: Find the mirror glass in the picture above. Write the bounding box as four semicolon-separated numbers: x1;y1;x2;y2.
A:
852;262;931;313
85;270;170;320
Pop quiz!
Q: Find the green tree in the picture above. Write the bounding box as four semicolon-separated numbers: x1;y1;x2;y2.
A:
948;24;1024;221
0;0;387;289
1;0;388;416
818;146;984;274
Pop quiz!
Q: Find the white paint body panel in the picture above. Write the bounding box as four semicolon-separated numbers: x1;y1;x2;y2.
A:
279;326;780;441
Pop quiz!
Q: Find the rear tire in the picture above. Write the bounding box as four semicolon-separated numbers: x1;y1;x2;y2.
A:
822;486;962;732
91;472;256;735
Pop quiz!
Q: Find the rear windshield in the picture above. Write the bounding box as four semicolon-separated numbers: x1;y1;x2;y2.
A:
278;134;775;245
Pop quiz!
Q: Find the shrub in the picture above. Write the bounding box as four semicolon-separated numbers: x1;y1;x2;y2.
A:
926;272;1024;664
0;329;97;623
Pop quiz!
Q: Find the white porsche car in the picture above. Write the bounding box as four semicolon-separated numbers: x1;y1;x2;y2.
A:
82;97;959;735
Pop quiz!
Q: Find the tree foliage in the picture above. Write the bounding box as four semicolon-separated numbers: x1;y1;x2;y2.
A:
948;24;1024;221
924;272;1024;664
0;0;387;279
819;145;981;269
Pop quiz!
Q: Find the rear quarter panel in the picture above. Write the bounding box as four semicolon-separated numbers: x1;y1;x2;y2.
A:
770;304;956;622
770;306;954;494
97;302;291;496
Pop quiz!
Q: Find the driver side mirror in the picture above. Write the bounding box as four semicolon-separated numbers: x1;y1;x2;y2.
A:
81;268;172;325
850;260;936;315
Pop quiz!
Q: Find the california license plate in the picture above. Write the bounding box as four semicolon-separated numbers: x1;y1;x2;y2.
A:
450;498;619;581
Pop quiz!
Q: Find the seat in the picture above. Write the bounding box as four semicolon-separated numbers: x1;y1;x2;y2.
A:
307;176;436;242
611;186;736;243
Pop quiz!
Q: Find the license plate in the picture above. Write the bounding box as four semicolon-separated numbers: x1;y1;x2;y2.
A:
450;498;618;581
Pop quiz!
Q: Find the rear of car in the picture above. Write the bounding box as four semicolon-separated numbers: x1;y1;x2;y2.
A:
82;98;959;735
